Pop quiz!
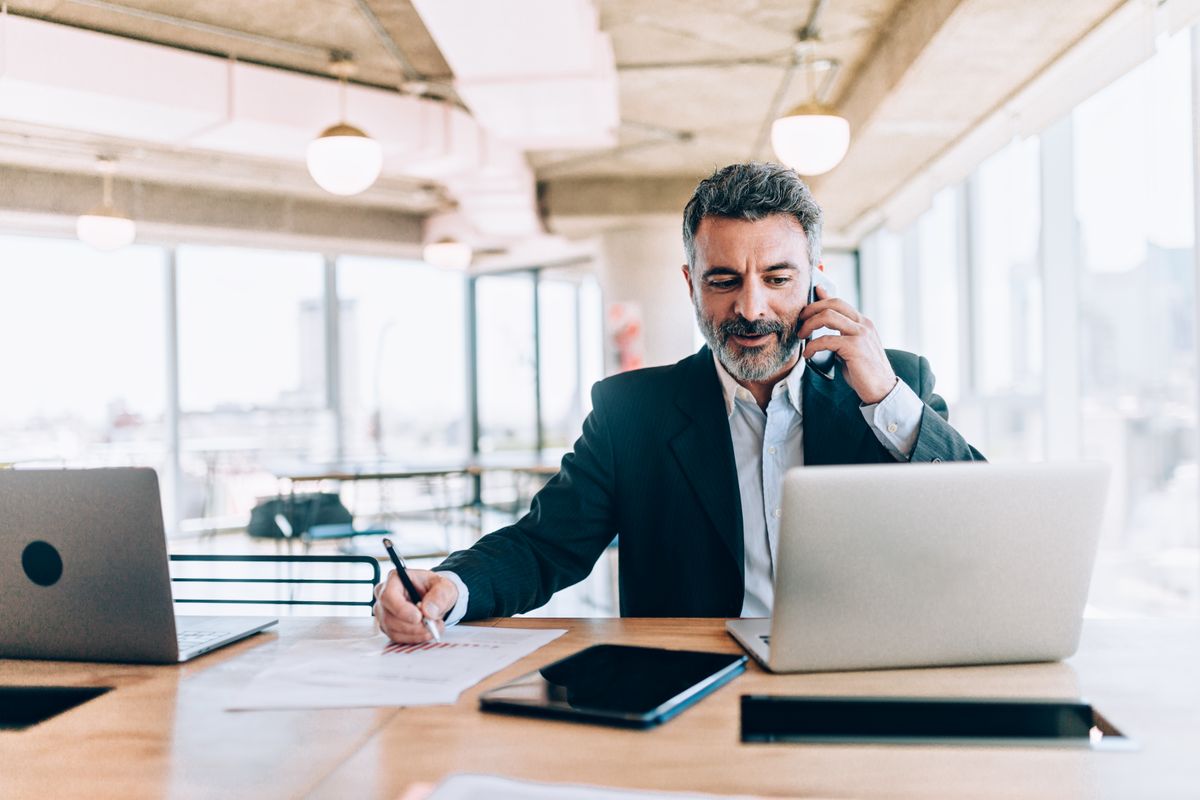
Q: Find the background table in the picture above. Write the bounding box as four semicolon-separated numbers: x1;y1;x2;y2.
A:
273;459;562;551
1;618;1196;799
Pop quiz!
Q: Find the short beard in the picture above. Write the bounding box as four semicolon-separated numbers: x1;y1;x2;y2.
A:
695;305;803;383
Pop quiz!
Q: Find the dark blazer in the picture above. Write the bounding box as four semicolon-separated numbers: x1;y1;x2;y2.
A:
437;346;984;620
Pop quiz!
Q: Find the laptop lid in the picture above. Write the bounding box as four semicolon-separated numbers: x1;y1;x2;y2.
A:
0;467;180;663
767;462;1109;673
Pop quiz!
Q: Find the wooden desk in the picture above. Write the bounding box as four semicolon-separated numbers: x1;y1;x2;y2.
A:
1;618;1196;799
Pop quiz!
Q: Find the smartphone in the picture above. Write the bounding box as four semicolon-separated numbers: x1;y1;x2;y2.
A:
804;269;839;380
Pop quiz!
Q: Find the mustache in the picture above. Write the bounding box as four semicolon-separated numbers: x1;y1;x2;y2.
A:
720;317;786;339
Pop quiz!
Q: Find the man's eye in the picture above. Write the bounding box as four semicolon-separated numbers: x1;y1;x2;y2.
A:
766;276;791;285
708;280;737;290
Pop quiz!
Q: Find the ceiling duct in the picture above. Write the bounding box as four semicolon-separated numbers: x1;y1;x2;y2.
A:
0;13;540;242
410;0;619;150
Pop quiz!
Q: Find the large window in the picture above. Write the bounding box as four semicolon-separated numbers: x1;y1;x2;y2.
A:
476;273;538;455
473;268;604;457
337;256;468;463
0;232;607;534
176;246;328;527
0;235;166;473
861;192;964;410
858;25;1200;617
538;270;605;451
819;250;861;310
1072;29;1197;616
858;227;908;350
916;188;962;404
578;276;604;418
970;136;1045;461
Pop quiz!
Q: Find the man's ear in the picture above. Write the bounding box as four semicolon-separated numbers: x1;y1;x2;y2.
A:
681;264;695;299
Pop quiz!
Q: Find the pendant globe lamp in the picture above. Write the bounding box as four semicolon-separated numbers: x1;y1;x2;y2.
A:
76;157;136;251
769;51;850;177
770;103;850;176
422;238;473;270
306;56;383;196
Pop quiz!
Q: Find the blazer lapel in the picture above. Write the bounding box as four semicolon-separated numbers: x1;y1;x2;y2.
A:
668;348;744;572
802;367;882;465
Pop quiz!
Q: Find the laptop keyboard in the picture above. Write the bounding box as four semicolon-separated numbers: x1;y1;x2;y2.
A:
176;629;230;651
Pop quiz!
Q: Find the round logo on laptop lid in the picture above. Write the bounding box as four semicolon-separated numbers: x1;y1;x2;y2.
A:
22;540;63;586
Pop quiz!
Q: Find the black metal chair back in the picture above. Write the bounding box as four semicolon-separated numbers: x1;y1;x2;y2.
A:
169;554;380;614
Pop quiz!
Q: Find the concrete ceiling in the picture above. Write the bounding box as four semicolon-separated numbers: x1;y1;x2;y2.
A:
0;0;458;225
5;0;453;88
539;0;1125;242
0;0;1128;245
532;0;900;179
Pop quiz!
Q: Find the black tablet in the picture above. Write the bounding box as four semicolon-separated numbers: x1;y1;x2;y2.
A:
741;695;1135;749
479;644;747;728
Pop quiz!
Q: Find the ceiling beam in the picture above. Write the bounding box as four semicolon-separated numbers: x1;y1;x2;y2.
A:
536;1;971;241
1;163;424;254
359;0;455;82
829;0;967;137
541;175;698;221
812;0;1124;235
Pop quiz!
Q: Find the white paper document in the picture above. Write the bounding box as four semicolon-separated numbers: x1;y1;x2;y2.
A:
417;774;765;800
226;626;565;711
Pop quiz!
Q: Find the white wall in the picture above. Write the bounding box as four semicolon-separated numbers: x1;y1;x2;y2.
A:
595;218;698;370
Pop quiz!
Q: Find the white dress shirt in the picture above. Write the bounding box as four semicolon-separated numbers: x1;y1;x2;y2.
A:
436;355;926;625
712;354;924;616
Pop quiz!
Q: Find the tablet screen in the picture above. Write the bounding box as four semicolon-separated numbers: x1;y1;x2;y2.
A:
480;644;746;724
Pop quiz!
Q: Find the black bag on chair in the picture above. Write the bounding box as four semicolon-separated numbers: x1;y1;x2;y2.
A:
246;493;353;539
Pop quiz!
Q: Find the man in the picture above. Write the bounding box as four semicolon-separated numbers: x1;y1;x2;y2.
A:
376;162;983;643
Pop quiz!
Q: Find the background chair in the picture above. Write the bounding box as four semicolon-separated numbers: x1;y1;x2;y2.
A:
169;554;381;616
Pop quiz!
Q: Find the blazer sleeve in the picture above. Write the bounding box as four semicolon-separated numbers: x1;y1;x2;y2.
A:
433;382;620;620
906;354;987;463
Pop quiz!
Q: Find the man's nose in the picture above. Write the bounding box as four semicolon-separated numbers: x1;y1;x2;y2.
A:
732;280;768;319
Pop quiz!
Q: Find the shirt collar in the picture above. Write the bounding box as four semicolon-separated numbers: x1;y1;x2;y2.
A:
712;351;805;418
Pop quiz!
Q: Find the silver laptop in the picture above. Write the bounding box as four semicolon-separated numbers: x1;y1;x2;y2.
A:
0;467;276;663
727;462;1109;673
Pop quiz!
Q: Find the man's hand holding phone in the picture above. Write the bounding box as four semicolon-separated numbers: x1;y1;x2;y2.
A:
798;284;898;405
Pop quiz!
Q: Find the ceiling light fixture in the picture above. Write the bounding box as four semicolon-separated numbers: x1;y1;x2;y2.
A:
306;55;383;196
771;103;850;176
76;157;136;251
770;54;849;176
422;238;473;270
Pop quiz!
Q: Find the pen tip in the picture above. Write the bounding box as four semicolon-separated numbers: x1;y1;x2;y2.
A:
382;538;393;548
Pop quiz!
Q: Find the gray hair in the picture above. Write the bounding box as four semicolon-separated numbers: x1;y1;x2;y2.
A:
682;162;823;269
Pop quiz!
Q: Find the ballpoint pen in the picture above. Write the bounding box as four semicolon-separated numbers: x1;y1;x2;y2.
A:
382;538;441;642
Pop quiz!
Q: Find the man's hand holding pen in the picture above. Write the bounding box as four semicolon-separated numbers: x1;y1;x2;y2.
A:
374;563;460;644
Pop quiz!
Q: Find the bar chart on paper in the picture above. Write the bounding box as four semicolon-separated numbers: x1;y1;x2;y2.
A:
227;626;565;711
384;640;500;654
